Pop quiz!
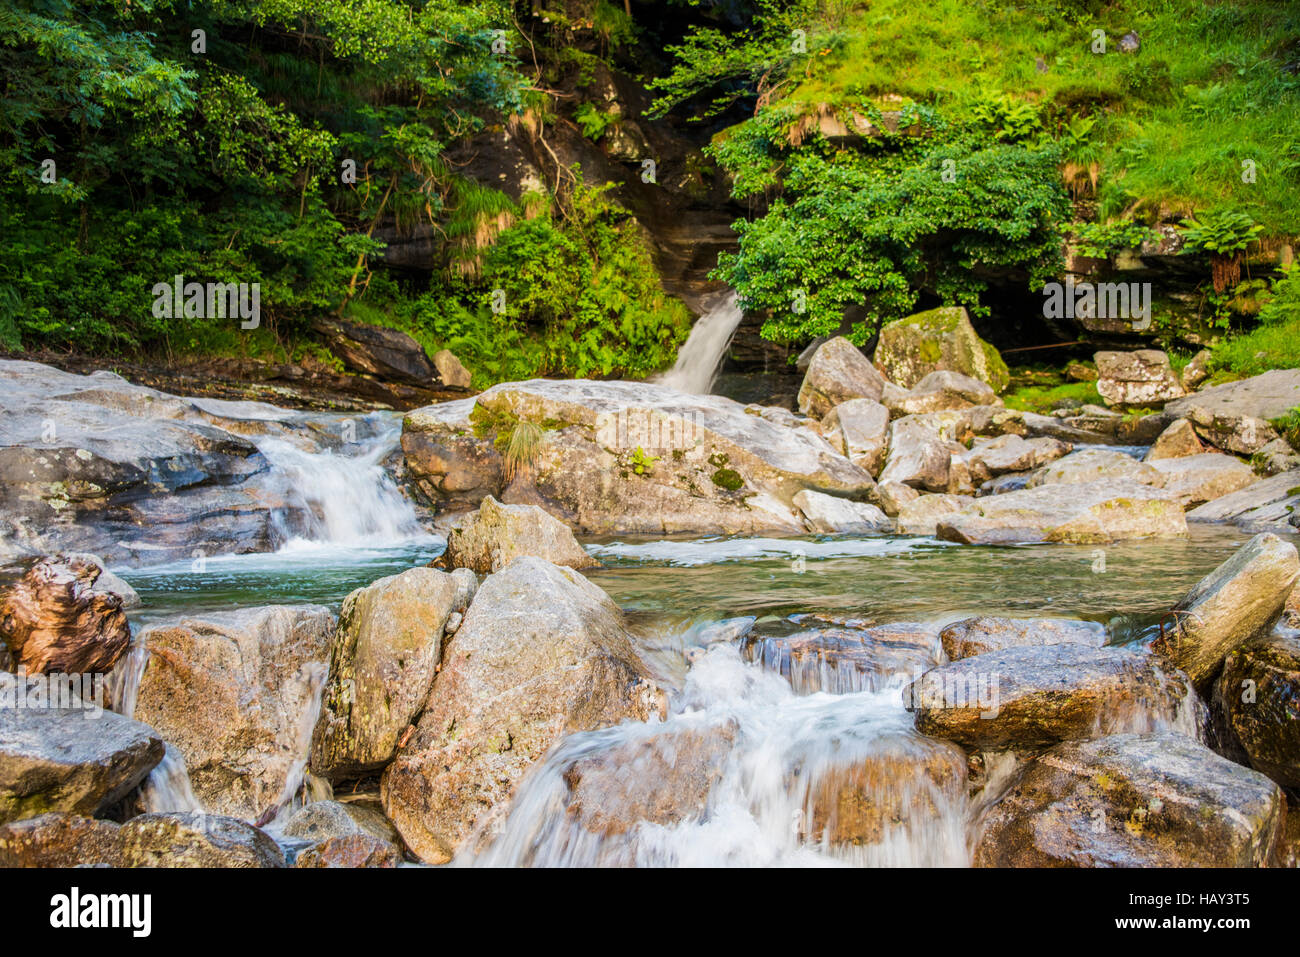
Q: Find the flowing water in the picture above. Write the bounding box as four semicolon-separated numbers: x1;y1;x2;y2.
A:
658;291;744;394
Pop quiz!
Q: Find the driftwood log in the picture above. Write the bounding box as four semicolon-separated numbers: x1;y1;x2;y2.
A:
0;555;131;675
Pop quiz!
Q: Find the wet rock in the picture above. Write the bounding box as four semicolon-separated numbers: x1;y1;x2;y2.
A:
313;317;436;385
939;616;1107;661
1095;350;1186;407
312;567;472;781
116;811;286;867
905;644;1190;749
1187;468;1300;531
874;306;1009;392
895;493;974;535
134;605;335;822
820;398;890;476
1144;418;1205;460
1151;532;1299;691
792;490;891;533
382;557;666;864
745;619;941;694
293;833;403;868
561;719;738;837
973;733;1281;867
796;337;887;417
282;799;400;844
1212;632;1300;788
0;672;164;823
0;812;122;867
1163;369;1300;454
1026;448;1162;488
404;380;873;536
432;349;472;390
443;495;596;573
0;554;132;675
1147;453;1257;508
964;434;1071;484
936;480;1186;545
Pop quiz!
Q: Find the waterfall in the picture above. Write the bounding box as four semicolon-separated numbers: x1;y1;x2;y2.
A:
253;416;427;548
658;291;744;395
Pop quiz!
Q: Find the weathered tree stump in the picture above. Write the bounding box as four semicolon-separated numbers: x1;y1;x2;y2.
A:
0;555;131;675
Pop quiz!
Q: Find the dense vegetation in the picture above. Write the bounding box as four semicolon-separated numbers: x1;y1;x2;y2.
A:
1;0;1297;387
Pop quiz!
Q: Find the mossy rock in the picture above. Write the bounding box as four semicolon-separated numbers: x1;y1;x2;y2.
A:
875;305;1010;393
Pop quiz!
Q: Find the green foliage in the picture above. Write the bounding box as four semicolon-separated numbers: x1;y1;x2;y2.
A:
1210;265;1300;378
1072;220;1159;258
574;103;616;142
1178;210;1264;257
629;446;658;475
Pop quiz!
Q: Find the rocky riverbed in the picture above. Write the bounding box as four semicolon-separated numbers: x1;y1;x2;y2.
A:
2;331;1300;868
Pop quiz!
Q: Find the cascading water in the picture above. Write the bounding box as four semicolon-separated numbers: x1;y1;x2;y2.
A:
658;291;744;395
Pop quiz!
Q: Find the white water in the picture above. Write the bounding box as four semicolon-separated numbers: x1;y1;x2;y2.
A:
658;290;744;394
254;417;428;548
588;535;947;567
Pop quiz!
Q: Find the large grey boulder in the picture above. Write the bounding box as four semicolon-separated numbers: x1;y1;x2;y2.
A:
974;733;1282;867
1026;448;1162;488
381;557;665;864
1162;369;1300;454
133;605;335;822
1094;350;1186;407
1146;453;1257;508
939;616;1107;661
1151;532;1299;691
796;337;887;417
885;370;999;416
964;434;1071;485
1187;468;1300;531
820;398;890;475
1144;418;1205;460
878;416;967;493
443;495;596;573
792;490;891;533
874;306;1009;392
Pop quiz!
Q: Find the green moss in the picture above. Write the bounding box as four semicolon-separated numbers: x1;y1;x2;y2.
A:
711;468;744;491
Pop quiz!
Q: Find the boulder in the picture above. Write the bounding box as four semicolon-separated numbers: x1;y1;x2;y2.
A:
1186;468;1300;531
874;306;1009;392
1162;369;1300;454
0;672;164;823
885;370;999;416
432;349;472;390
1180;349;1213;390
402;379;873;535
281;799;400;845
311;568;473;781
876;481;920;517
1026;448;1162;488
964;434;1071;485
939;616;1107;661
381;557;665;864
796;337;887;417
400;398;505;511
443;495;596;573
744;618;941;694
1094;350;1186;407
936;480;1187;545
293;833;404;868
133;605;335;822
0;554;131;675
1213;632;1300;788
1146;453;1257;508
895;493;974;536
1252;438;1300;476
313;317;436;385
905;644;1189;749
1144;418;1205;460
1151;532;1299;691
878;416;967;493
0;812;122;867
792;490;891;533
973;733;1282;867
819;399;890;475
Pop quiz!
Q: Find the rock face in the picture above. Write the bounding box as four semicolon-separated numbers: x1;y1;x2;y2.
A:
1145;418;1205;460
134;605;335;822
381;557;665;864
1026;448;1162;488
311;568;473;781
0;811;286;867
874;306;1009;392
1151;532;1299;691
974;733;1282;867
1214;633;1300;788
904;644;1188;749
1094;350;1186;407
936;480;1186;545
939;617;1107;661
792;490;891;533
432;349;472;390
402;379;875;535
820;399;890;475
0;673;164;823
1187;469;1300;531
443;495;596;573
796;337;887;417
313;317;437;385
1162;369;1300;454
1146;453;1257;508
0;554;131;675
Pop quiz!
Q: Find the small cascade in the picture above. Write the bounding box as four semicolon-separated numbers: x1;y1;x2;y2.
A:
658;291;744;394
141;746;204;814
258;661;329;828
254;416;427;548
